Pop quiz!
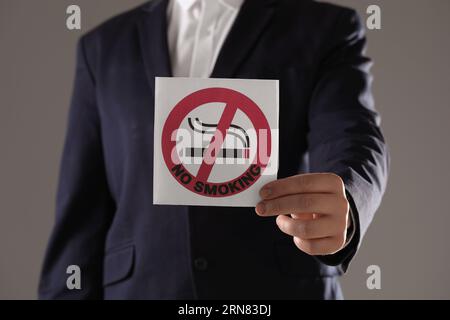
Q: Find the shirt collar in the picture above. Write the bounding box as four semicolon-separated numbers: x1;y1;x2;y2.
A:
175;0;244;11
176;0;198;11
220;0;244;10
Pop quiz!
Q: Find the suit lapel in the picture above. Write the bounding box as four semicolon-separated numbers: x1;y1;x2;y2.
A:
211;0;277;78
138;0;172;94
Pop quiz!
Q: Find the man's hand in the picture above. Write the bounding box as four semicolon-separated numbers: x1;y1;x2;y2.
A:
256;173;350;256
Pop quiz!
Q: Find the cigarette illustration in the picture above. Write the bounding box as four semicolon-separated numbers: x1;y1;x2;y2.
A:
185;117;250;159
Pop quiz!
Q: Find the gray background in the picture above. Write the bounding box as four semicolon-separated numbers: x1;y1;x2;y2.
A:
1;0;449;299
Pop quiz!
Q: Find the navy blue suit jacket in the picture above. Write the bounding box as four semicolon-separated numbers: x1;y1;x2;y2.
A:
39;0;389;299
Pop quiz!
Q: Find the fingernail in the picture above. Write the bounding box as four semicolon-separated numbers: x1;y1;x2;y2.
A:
256;202;266;215
260;187;272;199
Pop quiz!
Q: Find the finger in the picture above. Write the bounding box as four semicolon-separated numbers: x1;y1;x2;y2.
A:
259;173;344;200
256;193;348;217
276;215;343;240
291;212;316;221
293;236;346;256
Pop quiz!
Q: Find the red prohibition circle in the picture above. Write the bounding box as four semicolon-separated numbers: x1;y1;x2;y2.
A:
161;87;271;198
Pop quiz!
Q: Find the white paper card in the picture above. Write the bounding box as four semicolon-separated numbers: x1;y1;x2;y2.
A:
153;77;279;207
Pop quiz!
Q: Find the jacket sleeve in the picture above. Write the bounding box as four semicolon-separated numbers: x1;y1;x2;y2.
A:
38;36;115;299
307;9;389;271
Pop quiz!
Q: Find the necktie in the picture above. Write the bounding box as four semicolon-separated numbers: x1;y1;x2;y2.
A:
190;0;222;77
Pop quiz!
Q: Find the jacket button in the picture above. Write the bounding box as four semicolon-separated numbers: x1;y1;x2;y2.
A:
194;257;208;271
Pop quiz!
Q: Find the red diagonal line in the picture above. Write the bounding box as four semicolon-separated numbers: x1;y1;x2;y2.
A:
196;104;238;181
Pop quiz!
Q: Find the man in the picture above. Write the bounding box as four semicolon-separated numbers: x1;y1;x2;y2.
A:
39;0;389;299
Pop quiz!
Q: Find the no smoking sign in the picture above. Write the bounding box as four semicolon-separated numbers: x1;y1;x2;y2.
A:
154;78;279;207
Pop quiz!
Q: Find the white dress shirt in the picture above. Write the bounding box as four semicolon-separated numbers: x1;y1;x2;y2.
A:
167;0;244;77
